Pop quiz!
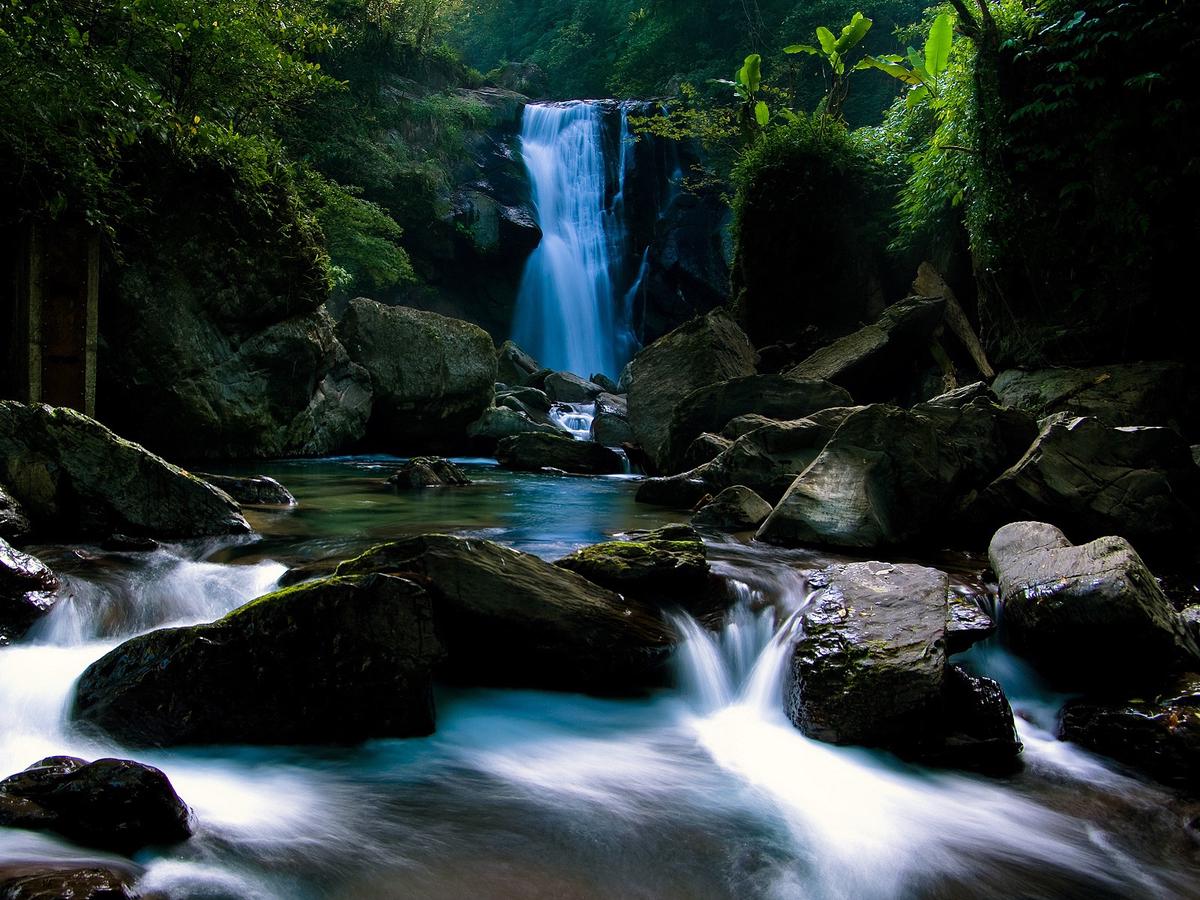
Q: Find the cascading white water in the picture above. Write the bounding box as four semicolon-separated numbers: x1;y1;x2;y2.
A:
511;102;626;379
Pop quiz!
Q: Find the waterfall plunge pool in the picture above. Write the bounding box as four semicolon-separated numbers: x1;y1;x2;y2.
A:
2;458;1198;899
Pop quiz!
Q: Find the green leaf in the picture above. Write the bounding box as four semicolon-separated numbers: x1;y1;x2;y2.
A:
754;100;770;126
905;84;930;110
834;12;872;54
738;54;762;94
783;44;820;55
924;13;953;78
857;56;924;85
816;26;836;55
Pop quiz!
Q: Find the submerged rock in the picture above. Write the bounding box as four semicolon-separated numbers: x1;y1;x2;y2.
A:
661;375;852;473
496;433;625;475
0;538;59;643
336;535;675;693
0;483;31;541
757;400;1036;549
0;864;140;900
196;473;296;506
387;457;471;488
555;526;714;614
1059;675;1200;789
970;416;1200;554
988;521;1200;686
0;756;192;854
73;574;442;746
0;402;249;541
338;298;496;452
691;486;772;532
627;310;757;472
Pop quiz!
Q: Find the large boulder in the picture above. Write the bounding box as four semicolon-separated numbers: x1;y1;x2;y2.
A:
495;433;625;475
987;522;1200;686
933;666;1023;772
0;865;140;900
1059;675;1200;789
661;375;852;474
387;457;471;489
497;340;542;386
72;574;442;746
970;416;1200;554
0;483;31;541
1;538;59;643
544;372;604;403
680;433;731;471
757;400;1037;549
0;402;249;540
0;756;192;854
627;310;756;472
337;298;496;452
591;393;634;447
993;362;1197;436
783;296;946;402
468;406;562;450
554;525;715;615
691;486;773;532
336;535;675;692
196;473;296;506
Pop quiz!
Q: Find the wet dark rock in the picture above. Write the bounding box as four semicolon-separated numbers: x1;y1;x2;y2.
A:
945;591;996;655
969;416;1200;555
787;562;948;748
73;574;442;747
932;666;1022;772
0;756;192;854
0;402;250;541
336;534;675;692
758;400;1036;549
555;525;713;614
496;433;625;475
387;457;471;489
0;538;59;643
591;393;634;447
591;373;621;394
924;382;997;408
0;864;140;900
196;473;296;506
497;386;551;413
993;362;1197;435
635;475;712;509
988;521;1200;686
544;372;604;403
720;414;779;440
337;298;496;452
1184;605;1200;645
99;535;160;553
0;483;31;541
497;340;542;387
469;406;562;449
661;375;852;473
1059;674;1200;789
681;434;731;470
691;486;772;532
627;310;757;472
783;296;946;401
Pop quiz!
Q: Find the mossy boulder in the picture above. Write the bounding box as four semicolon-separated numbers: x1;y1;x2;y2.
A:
0;401;249;540
336;534;675;693
72;573;442;747
387;457;471;488
0;756;192;854
555;525;714;614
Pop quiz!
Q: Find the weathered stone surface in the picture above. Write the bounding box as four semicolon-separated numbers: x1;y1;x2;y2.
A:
591;373;621;394
787;562;948;747
0;402;250;540
971;416;1200;554
946;591;996;655
988;522;1200;685
497;386;552;413
545;372;604;403
497;340;542;387
758;400;1036;549
336;535;675;692
993;362;1197;435
924;382;997;408
196;473;296;506
469;406;562;449
627;310;756;472
661;375;852;473
635;475;713;509
73;574;442;746
1;538;59;643
691;486;772;532
555;526;712;614
0;864;140;900
338;298;496;451
681;433;731;471
932;666;1022;772
784;297;946;399
387;457;471;488
496;433;625;475
0;756;192;854
591;392;633;447
720;414;779;440
0;483;31;541
1059;675;1200;789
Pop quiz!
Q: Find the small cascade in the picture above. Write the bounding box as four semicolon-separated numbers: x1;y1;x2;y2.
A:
548;401;595;441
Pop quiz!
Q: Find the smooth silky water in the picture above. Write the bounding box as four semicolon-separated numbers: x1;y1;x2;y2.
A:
2;459;1198;898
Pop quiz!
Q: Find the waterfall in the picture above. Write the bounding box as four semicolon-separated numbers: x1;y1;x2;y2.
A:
511;102;629;380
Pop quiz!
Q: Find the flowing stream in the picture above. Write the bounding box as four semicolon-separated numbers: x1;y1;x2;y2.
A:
2;459;1198;898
